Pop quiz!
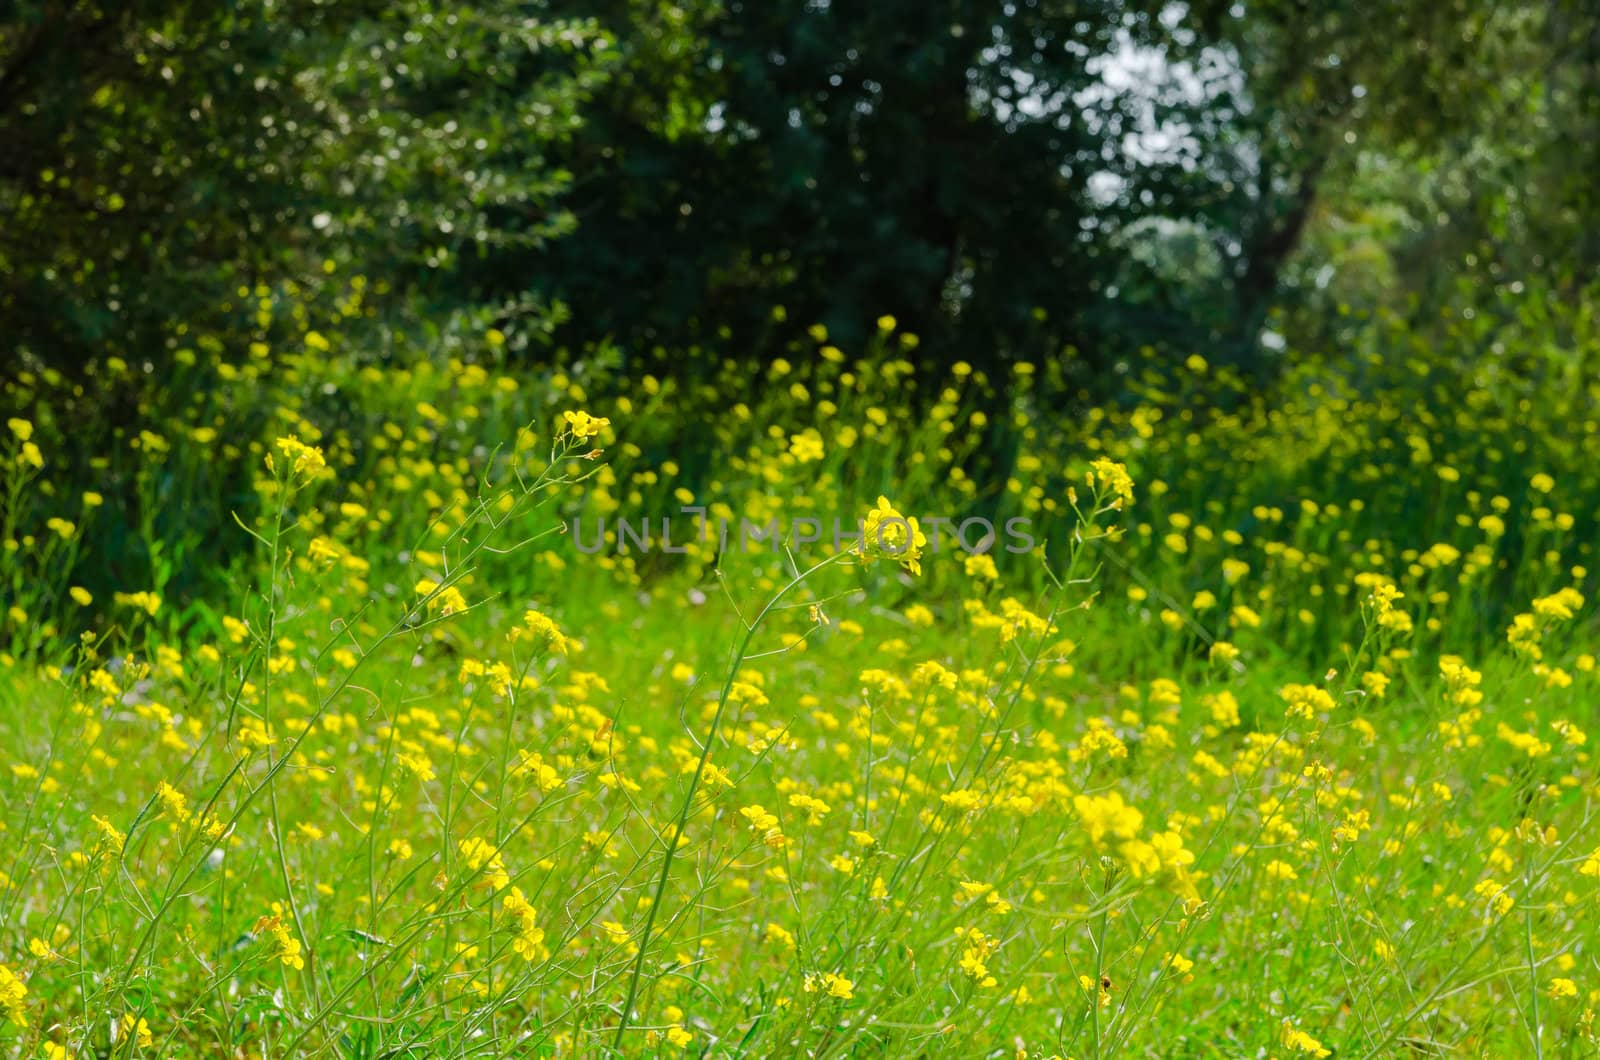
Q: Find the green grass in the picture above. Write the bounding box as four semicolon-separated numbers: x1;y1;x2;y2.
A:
2;419;1599;1058
4;315;1600;1056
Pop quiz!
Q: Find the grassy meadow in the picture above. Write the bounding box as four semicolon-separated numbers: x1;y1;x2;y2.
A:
3;308;1600;1059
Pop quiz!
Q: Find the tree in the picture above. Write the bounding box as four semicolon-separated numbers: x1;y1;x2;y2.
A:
497;0;1209;378
0;0;612;376
1142;0;1600;359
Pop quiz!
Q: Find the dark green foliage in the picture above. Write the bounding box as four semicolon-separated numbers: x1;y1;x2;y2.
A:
516;0;1162;374
0;0;612;373
3;0;1599;383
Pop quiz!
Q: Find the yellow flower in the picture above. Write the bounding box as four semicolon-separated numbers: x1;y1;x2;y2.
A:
396;750;436;783
1506;612;1541;658
787;429;824;462
512;750;564;793
766;922;797;951
1073;791;1143;845
739;803;780;832
957;927;999;987
1265;859;1299;882
1473;878;1515;918
254;914;306;970
270;435;327;480
964;553;999;581
91;814;127;854
503;888;548;961
517;609;573;654
1280;683;1335;721
858;496;928;575
1369;582;1412;632
804;971;855;1000
0;963;26;1026
117;1013;153;1049
1532;587;1584;621
561;410;611;441
1087;458;1135;509
1078;973;1112;1008
155;780;191;823
1279;1019;1330;1057
458;837;510;890
114;591;162;617
1551;977;1579;999
414;577;469;617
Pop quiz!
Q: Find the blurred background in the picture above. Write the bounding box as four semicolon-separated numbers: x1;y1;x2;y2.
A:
6;1;1597;380
3;0;1600;653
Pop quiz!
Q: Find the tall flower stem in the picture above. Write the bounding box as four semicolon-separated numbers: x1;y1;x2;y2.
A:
614;552;844;1048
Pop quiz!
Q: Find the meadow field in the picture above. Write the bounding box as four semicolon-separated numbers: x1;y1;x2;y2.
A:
7;1;1600;1055
3;307;1600;1058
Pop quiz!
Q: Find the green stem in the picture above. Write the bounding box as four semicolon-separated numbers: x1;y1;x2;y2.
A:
612;552;843;1048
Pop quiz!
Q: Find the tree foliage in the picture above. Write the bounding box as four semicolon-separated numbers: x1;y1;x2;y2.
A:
3;0;1597;383
1;0;611;372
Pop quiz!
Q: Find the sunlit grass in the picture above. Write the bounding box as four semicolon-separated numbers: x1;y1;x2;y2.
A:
2;320;1600;1056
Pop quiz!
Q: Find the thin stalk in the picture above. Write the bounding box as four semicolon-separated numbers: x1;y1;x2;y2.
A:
612;552;843;1048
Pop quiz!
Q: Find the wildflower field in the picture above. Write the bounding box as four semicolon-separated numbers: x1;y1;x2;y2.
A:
7;1;1600;1056
4;304;1600;1059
